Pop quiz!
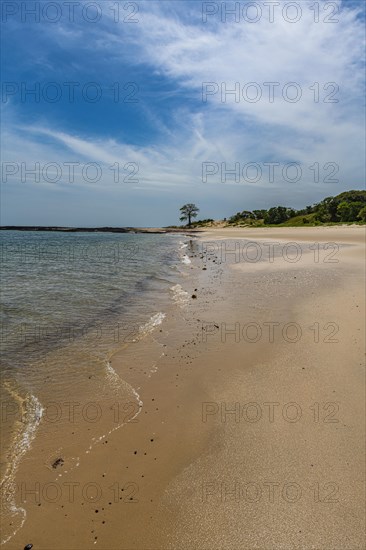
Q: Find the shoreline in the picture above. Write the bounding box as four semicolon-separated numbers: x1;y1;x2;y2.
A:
1;224;365;232
2;227;365;549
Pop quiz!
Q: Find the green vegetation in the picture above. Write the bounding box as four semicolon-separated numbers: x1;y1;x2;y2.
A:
179;203;200;227
227;210;264;226
190;218;215;227
358;206;366;222
177;191;365;229
226;190;366;227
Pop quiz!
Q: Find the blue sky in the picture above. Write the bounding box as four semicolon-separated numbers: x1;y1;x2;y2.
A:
1;0;365;226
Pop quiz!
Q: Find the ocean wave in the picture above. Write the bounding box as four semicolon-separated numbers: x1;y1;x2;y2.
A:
0;382;43;545
170;284;189;307
138;312;166;338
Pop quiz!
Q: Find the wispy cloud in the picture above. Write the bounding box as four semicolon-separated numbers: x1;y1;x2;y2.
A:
1;0;365;225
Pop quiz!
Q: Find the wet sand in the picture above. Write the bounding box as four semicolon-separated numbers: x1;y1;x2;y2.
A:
3;226;365;549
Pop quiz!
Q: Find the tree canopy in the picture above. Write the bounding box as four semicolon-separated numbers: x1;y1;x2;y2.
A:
226;190;366;226
179;203;199;227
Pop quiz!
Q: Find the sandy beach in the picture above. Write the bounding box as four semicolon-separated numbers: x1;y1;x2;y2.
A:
2;226;365;550
3;0;365;547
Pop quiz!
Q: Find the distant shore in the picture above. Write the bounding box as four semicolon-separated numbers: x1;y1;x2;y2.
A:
0;226;201;234
1;223;364;234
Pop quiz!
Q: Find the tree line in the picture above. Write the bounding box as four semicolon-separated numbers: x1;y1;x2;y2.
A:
179;191;366;227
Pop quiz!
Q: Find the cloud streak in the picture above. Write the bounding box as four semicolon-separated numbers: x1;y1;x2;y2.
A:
1;0;365;225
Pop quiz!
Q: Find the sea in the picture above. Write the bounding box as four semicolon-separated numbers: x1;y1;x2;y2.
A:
0;230;194;543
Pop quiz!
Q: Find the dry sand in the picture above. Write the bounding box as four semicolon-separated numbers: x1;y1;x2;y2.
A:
3;226;365;549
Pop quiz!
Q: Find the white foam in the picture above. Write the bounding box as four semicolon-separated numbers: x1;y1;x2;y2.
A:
0;384;43;545
147;351;166;378
105;360;121;384
181;254;191;265
139;312;166;336
83;361;143;456
170;284;189;307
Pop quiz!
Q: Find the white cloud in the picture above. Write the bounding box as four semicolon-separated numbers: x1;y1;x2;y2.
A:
1;0;365;225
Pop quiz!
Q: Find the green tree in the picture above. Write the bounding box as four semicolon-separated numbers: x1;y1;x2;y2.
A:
337;201;364;222
253;209;267;220
241;211;254;219
314;191;366;223
314;197;338;222
358;206;366;222
180;203;200;227
264;206;293;224
337;202;351;222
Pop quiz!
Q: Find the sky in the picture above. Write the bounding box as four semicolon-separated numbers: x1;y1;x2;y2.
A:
1;0;365;227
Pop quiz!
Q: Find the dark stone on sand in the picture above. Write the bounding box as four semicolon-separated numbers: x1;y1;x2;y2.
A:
192;294;197;299
24;545;33;550
52;458;64;469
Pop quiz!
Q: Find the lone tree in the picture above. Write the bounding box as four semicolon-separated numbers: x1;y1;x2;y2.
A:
180;203;199;227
